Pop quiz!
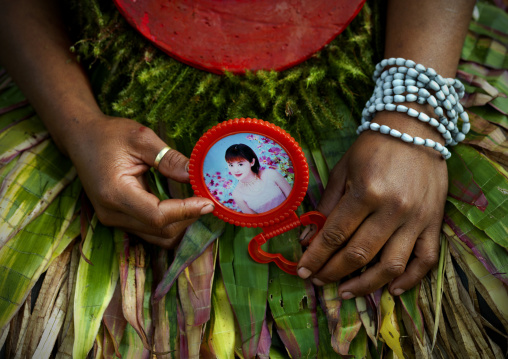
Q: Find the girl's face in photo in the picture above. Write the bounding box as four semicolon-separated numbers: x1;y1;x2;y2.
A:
227;158;255;181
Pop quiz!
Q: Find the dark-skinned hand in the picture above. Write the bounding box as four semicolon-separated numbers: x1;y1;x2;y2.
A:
297;111;448;298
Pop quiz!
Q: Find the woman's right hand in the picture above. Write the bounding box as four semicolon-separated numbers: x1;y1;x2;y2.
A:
65;112;215;248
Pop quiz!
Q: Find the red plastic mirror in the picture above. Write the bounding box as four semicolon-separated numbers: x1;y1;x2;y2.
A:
189;118;326;274
113;0;366;74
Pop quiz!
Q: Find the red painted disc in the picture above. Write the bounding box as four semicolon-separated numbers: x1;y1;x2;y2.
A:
113;0;365;74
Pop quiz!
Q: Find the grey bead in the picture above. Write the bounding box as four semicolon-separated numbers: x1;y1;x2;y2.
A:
428;96;438;108
383;96;394;104
443;100;452;110
401;133;413;142
415;64;426;73
376;103;385;111
462;122;471;134
434;142;444;152
425;139;436;147
413;137;425;145
406;94;417;102
435;75;446;86
418;88;430;98
394;95;405;103
429;118;439;127
393;86;405;95
460;111;469;122
385;104;396;111
429;80;440;91
392;79;404;87
397;105;408;113
406;85;418;93
426;68;437;77
455;133;466;142
380;125;391;134
418;113;430;122
436;91;446;101
417;73;430;83
388;58;396;65
407;68;419;78
370;122;381;131
405;59;416;68
407;108;419;117
396;57;406;66
389;129;402;138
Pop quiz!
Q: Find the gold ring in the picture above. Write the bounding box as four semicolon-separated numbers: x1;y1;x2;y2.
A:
154;146;171;170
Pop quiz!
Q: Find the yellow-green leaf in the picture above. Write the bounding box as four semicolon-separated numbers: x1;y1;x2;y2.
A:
379;288;404;358
73;216;119;359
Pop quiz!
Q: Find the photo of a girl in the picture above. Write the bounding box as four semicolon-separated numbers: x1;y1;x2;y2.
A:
202;133;294;214
225;144;292;214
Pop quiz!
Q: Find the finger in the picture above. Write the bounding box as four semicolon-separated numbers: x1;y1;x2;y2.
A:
316;159;348;216
132;127;190;182
128;229;187;249
97;209;198;240
103;183;214;228
389;224;440;296
297;193;371;279
335;224;419;298
310;211;400;285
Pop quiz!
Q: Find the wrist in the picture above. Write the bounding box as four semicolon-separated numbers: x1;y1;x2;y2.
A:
373;104;444;145
45;101;106;158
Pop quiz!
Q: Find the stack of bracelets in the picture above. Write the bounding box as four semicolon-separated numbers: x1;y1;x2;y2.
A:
357;58;470;159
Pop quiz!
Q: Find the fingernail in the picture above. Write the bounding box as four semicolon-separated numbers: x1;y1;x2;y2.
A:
185;162;189;173
297;267;312;279
312;278;325;286
392;288;405;296
299;226;311;242
341;292;355;300
200;203;214;215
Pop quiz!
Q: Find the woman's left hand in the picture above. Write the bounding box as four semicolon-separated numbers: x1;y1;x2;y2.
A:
297;112;448;298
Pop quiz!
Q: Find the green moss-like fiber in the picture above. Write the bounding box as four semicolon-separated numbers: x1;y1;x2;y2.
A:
68;0;383;153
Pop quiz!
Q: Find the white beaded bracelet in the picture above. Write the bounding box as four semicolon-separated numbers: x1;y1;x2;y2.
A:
357;120;451;159
359;58;470;159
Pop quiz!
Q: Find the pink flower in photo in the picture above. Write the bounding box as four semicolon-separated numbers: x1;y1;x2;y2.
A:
268;147;281;156
247;134;259;141
259;155;274;166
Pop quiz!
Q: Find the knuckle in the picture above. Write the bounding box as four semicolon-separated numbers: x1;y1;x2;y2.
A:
343;247;370;268
421;252;439;269
149;212;167;229
384;262;406;277
96;187;116;208
95;208;114;227
389;195;412;215
321;229;348;249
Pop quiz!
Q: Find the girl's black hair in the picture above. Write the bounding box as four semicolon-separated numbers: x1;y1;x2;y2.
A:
225;144;260;174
